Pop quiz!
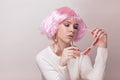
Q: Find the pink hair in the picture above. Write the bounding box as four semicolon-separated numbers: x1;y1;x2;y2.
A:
41;7;87;42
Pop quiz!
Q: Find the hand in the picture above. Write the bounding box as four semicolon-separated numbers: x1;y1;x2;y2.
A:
90;28;107;48
59;47;80;66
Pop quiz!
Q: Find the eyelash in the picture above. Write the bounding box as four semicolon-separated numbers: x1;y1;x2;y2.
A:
64;23;78;29
64;23;70;27
73;24;78;29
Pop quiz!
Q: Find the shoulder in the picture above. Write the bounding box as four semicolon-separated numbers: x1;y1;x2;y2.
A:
36;46;50;62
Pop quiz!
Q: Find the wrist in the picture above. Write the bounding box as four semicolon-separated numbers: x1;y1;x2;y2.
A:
98;43;107;48
59;59;67;67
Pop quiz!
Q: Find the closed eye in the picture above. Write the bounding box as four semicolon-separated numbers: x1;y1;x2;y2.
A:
64;23;70;27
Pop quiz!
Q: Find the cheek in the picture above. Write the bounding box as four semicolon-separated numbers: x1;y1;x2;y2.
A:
58;29;66;37
73;29;77;34
57;27;67;38
75;30;78;34
73;30;78;38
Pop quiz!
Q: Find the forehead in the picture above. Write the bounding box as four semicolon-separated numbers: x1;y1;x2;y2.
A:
63;18;78;24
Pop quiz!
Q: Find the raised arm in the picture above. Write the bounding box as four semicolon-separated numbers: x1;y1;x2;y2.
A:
80;28;108;80
80;47;108;80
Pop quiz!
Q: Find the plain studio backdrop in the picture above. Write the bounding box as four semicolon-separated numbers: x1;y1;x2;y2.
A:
0;0;120;80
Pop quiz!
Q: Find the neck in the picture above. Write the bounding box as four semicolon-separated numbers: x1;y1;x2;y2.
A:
58;42;70;50
52;40;71;56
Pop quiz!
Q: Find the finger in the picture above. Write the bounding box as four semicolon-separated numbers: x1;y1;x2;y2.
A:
74;50;80;56
90;27;97;34
97;29;106;38
68;55;76;59
65;47;80;51
96;29;104;38
99;33;107;39
68;49;80;54
68;53;74;56
91;27;97;32
92;31;104;46
99;30;107;39
67;49;80;57
66;50;75;54
68;51;80;58
68;53;76;59
94;28;102;38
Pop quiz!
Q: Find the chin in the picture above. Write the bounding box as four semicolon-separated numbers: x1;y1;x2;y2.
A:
64;39;72;44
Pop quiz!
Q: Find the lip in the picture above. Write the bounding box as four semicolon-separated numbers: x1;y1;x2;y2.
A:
67;34;74;39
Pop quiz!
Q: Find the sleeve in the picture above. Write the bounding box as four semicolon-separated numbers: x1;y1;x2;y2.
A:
36;54;69;80
80;47;108;80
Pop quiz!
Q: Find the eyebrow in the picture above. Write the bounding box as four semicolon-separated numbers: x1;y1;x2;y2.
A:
64;20;78;24
64;20;71;23
74;23;78;25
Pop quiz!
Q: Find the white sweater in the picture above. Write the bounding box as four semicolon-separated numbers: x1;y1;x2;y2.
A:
36;46;108;80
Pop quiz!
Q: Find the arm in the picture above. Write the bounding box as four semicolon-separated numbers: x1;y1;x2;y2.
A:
36;55;68;80
80;27;108;80
80;47;108;80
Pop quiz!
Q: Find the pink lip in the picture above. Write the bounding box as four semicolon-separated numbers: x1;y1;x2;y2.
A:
67;34;73;39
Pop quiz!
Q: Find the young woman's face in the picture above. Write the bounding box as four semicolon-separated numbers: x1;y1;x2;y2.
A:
56;18;78;44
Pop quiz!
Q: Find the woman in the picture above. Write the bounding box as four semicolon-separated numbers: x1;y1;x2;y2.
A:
36;6;108;80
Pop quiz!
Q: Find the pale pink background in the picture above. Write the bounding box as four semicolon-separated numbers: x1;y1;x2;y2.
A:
0;0;120;80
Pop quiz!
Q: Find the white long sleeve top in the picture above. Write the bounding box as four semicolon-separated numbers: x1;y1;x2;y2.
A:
36;46;108;80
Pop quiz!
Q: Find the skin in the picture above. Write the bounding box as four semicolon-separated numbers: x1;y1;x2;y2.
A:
50;18;107;67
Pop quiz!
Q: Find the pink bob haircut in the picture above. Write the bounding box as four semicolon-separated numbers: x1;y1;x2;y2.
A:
41;6;87;42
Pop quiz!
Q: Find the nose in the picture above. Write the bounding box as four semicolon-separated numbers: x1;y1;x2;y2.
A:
70;26;75;33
